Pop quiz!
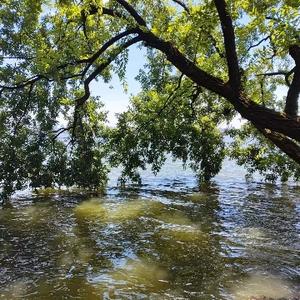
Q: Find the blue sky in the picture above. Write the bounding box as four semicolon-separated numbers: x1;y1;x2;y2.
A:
90;46;146;125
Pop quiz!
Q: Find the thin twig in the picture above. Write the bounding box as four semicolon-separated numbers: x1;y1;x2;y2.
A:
247;35;270;52
256;67;295;87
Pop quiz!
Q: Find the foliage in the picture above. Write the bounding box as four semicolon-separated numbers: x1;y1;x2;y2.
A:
109;75;226;184
0;0;300;199
69;100;109;191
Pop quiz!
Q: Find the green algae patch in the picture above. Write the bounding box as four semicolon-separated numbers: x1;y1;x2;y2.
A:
158;224;209;244
110;200;165;222
186;192;210;202
74;199;166;224
34;187;106;198
21;204;52;221
232;274;293;300
166;226;208;242
74;199;107;221
111;259;169;292
156;210;193;226
110;201;146;221
0;280;28;300
30;278;104;300
6;203;55;229
153;225;211;263
56;235;95;270
34;187;58;197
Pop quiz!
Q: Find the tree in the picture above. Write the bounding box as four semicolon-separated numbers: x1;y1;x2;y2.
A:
0;0;299;197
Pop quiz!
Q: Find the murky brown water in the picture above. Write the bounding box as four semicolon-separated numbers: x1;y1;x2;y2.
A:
0;164;299;299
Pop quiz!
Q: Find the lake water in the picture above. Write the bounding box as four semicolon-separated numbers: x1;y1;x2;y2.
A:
0;160;299;299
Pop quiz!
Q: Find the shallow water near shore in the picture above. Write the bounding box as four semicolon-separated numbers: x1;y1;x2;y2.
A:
0;160;299;299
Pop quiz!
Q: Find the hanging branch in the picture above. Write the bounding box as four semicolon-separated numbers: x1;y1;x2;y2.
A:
13;82;36;134
0;74;49;93
71;36;142;139
81;28;139;78
136;73;186;132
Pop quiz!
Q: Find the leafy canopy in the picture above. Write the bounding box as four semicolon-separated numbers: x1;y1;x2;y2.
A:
0;0;299;198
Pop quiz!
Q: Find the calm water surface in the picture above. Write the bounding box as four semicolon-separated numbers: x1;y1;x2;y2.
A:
0;160;299;299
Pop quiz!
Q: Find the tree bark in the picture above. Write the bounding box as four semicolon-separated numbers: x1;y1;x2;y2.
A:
214;0;241;93
284;45;300;116
258;128;300;165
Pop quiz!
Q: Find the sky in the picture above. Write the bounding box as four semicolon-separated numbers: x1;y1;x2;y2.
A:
90;46;146;125
90;45;248;129
90;45;288;128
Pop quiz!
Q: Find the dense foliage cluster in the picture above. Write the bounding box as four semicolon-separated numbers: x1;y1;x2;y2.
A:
0;0;300;199
0;97;108;197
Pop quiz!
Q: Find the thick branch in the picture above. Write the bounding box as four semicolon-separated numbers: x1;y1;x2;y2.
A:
259;128;300;165
84;3;123;19
102;7;126;19
52;126;73;141
171;0;190;14
82;4;127;22
285;45;300;116
115;0;147;27
139;31;231;99
81;28;139;77
77;36;142;107
232;95;300;142
214;0;241;92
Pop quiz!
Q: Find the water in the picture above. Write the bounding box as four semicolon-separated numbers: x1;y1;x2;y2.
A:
0;160;299;299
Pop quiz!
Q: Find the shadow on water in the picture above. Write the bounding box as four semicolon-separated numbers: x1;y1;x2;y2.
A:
0;178;299;299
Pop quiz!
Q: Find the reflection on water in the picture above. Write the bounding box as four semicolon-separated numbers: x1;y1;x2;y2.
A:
0;165;299;299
